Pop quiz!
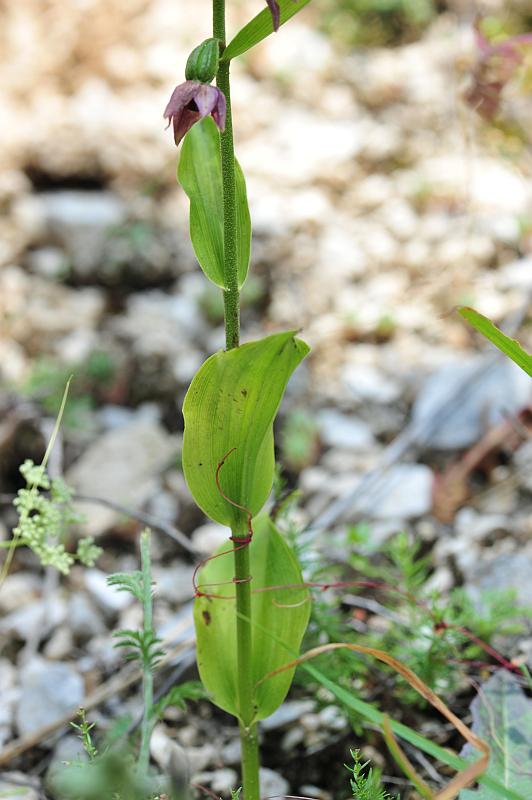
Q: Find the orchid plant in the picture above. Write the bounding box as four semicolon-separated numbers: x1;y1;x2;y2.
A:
164;4;521;800
165;4;312;798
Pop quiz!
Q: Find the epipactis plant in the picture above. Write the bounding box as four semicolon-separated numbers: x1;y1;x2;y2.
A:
165;3;312;799
165;4;518;800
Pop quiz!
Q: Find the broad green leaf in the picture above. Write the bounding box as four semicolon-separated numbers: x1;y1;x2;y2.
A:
458;307;532;377
460;670;532;800
182;331;309;531
178;117;251;289
194;513;310;720
222;0;312;62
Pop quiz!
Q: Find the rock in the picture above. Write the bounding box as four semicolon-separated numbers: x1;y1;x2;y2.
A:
194;768;238;795
342;363;402;404
352;463;433;520
43;625;74;660
454;508;509;542
259;768;289;799
514;440;532;492
1;266;105;348
111;291;204;358
412;356;531;450
26;246;67;279
0;660;18;748
191;522;229;555
37;190;127;278
84;569;133;616
68;592;106;641
152;563;195;605
16;660;84;738
261;699;315;731
0;572;41;614
221;738;241;766
67;419;179;537
497;256;532;291
0;596;67;642
0;773;40;800
317;410;375;451
466;550;532;611
318;705;348;731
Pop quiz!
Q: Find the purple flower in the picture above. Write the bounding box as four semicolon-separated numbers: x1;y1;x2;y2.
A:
266;0;280;31
164;80;226;146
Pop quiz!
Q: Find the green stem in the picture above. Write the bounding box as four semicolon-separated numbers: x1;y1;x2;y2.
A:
214;0;240;350
214;2;258;797
138;529;154;777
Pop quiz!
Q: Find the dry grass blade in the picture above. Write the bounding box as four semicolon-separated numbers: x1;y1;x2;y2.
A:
257;642;490;799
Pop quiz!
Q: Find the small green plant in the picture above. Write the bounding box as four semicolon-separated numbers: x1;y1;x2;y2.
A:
108;530;164;779
7;459;101;575
70;708;98;761
348;749;398;800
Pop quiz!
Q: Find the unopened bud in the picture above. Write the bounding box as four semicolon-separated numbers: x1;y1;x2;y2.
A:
185;38;220;84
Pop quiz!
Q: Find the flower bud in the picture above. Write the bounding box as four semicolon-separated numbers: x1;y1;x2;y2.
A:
185;38;220;84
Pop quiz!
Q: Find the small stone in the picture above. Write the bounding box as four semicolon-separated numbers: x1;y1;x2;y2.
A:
281;727;305;751
0;596;67;642
466;551;532;611
0;573;41;614
84;569;133;615
454;508;508;542
221;738;241;766
68;593;106;641
0;773;40;800
514;441;532;492
26;246;67;279
259;768;289;799
261;699;315;731
352;463;433;520
191;522;229;555
318;705;347;731
194;768;238;795
43;625;73;660
317;409;375;451
301;713;320;732
152;563;195;605
16;660;84;738
412;356;531;450
67;419;179;537
342;363;401;404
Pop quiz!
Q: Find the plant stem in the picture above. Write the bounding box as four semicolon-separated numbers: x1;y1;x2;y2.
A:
213;0;240;350
138;529;154;777
214;2;258;797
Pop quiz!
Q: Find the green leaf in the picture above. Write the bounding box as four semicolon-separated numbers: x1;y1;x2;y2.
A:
458;307;532;377
460;670;532;800
182;331;309;531
222;0;312;62
194;513;310;720
178;116;251;289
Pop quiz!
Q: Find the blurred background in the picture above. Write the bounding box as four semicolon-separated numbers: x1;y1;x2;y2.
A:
0;0;532;796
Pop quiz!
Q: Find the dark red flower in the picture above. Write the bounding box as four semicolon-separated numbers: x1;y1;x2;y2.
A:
164;80;226;145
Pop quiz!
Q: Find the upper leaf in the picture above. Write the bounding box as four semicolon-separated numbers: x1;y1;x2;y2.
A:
182;331;309;531
194;513;311;721
222;0;312;62
178;116;251;289
458;306;532;377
